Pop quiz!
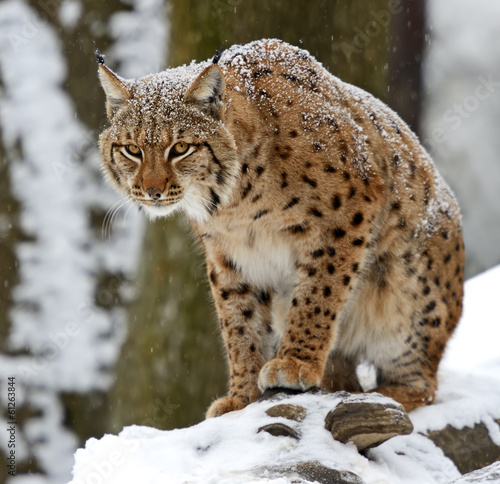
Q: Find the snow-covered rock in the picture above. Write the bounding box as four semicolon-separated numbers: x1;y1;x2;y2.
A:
69;266;500;484
451;462;500;483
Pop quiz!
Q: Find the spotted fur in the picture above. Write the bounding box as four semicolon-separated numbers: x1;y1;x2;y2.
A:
98;39;464;417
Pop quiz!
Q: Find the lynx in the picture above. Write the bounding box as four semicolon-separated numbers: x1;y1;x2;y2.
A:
97;39;464;417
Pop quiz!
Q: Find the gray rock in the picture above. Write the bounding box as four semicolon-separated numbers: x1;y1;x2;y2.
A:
266;403;307;422
257;422;300;440
427;420;500;474
325;396;413;451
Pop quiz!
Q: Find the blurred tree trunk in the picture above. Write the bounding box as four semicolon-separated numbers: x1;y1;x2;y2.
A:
108;214;227;431
170;0;393;102
0;127;22;351
0;116;30;484
388;0;426;135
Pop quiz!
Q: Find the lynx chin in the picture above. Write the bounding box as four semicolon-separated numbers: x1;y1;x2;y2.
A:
97;39;464;417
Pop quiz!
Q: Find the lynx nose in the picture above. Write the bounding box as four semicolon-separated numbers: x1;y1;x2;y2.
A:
146;187;163;200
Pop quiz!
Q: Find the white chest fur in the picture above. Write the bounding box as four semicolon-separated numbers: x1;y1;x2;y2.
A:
215;223;298;342
223;225;296;293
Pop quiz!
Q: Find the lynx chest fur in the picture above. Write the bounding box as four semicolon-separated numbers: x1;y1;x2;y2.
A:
98;39;464;417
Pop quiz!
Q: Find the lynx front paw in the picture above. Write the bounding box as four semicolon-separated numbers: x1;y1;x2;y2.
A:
205;397;248;418
258;356;322;392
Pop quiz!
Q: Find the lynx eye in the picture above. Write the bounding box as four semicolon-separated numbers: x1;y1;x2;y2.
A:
172;142;189;156
124;144;141;157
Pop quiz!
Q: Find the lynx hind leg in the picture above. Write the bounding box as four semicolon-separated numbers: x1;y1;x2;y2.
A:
366;283;447;412
372;288;457;412
373;363;437;411
320;350;363;393
345;233;463;412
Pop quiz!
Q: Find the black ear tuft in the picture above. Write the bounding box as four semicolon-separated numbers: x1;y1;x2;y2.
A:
94;46;106;66
212;47;225;65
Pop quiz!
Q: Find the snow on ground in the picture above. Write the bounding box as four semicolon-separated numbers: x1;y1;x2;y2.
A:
69;266;500;484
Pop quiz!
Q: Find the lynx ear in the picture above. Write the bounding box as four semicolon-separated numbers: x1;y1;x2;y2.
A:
97;64;132;120
184;65;225;120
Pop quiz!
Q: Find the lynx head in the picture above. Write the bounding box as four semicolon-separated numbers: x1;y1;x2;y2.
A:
97;57;238;223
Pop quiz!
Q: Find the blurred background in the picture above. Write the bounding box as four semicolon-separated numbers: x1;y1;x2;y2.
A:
0;0;499;482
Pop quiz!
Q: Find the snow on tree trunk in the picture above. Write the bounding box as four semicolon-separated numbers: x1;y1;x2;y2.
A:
0;1;160;481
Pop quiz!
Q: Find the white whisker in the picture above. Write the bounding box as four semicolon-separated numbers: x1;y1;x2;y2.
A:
101;195;134;239
110;196;134;234
102;199;123;240
123;198;139;224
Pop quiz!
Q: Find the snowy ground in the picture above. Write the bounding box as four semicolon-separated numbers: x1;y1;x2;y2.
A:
69;265;500;484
